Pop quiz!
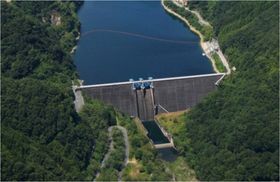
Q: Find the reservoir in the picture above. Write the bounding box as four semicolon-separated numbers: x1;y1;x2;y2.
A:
74;1;213;161
74;1;213;85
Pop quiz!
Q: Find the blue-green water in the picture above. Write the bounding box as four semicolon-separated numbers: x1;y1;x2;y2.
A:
74;1;213;85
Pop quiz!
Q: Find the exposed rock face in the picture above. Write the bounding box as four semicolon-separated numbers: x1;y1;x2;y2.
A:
42;17;46;23
175;0;188;6
50;11;61;26
41;11;61;26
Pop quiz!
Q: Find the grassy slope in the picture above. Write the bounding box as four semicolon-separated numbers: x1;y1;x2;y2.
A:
156;111;197;181
212;52;226;72
117;114;173;181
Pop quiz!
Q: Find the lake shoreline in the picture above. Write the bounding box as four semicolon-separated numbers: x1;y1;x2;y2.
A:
75;1;214;84
161;0;219;73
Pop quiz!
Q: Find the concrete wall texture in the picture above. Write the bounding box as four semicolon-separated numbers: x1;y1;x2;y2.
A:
78;73;224;118
81;83;138;117
136;89;155;120
153;74;222;113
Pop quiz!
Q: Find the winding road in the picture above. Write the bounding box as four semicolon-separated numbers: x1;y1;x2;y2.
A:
94;125;129;182
162;0;231;74
173;1;211;27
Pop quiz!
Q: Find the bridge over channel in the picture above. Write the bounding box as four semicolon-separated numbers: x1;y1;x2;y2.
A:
75;73;225;148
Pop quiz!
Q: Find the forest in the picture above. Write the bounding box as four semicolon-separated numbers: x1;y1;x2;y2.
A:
1;0;279;181
1;1;175;180
167;1;279;181
1;1;116;180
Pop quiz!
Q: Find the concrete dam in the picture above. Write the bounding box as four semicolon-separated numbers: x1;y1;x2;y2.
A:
75;73;225;149
76;73;224;118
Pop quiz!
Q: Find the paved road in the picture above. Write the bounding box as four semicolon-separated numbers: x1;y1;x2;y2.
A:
187;8;211;27
94;125;129;181
216;48;231;74
170;0;231;74
173;1;211;26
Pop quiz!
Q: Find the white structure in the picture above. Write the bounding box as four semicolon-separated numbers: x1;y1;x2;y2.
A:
175;0;188;6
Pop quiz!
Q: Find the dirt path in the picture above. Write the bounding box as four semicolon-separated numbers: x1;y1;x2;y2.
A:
188;8;211;27
94;125;129;181
116;126;129;181
173;1;211;27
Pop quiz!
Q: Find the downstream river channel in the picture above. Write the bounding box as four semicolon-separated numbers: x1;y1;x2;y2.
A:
74;1;213;85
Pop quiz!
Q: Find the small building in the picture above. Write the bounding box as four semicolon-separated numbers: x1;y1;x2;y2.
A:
175;0;188;6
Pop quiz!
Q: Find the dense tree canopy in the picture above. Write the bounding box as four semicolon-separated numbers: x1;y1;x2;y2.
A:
0;1;117;180
2;1;278;181
1;1;174;181
173;1;279;181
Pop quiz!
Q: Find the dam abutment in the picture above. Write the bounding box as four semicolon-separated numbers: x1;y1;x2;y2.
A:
77;73;225;117
75;73;225;149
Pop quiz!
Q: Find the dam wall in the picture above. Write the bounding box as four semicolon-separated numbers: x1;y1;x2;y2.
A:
153;74;223;113
136;89;155;120
80;83;138;117
77;73;224;117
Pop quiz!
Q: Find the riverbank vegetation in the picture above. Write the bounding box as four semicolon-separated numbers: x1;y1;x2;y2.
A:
117;114;173;181
164;1;279;181
156;111;188;154
212;52;226;72
157;112;197;181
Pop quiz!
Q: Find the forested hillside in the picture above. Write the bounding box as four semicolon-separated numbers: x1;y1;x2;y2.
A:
176;1;279;181
1;2;176;181
2;1;279;181
1;1;116;180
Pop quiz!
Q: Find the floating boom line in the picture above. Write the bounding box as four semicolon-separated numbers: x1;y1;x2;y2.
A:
82;28;198;45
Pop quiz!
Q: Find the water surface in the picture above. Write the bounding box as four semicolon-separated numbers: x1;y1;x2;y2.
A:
157;147;178;162
74;1;213;84
142;120;169;144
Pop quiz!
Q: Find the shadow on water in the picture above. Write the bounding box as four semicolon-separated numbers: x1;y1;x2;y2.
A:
142;120;169;144
142;120;178;161
157;147;178;162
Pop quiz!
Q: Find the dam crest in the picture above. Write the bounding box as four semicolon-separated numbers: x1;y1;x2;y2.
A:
74;73;225;148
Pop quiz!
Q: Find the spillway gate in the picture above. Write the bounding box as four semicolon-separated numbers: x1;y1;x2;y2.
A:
75;73;225;148
76;73;224;117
